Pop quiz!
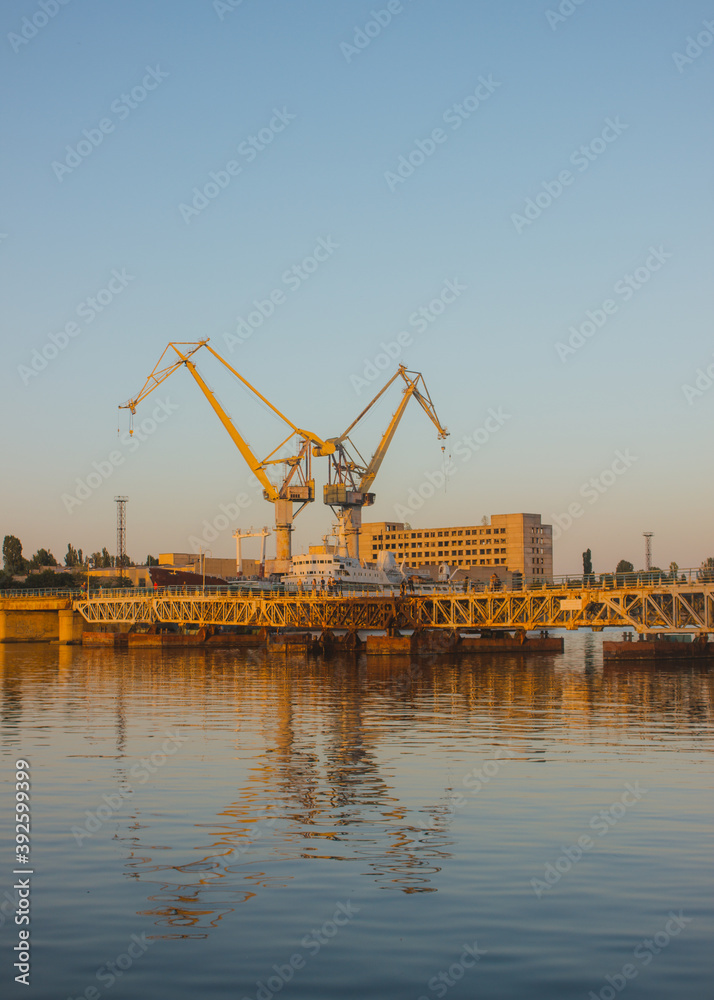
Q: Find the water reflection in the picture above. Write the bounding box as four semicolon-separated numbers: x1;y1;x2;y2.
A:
0;640;711;941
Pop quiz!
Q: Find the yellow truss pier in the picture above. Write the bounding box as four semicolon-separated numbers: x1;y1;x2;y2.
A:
73;582;714;635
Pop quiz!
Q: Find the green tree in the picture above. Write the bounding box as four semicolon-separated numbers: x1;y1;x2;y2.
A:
29;548;57;568
616;559;634;574
28;569;77;589
3;535;26;574
65;544;81;567
698;556;714;582
145;555;159;566
582;548;593;576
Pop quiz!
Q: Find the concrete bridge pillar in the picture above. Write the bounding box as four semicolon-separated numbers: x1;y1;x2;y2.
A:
59;609;84;645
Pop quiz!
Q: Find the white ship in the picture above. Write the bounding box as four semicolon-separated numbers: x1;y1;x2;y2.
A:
283;549;402;591
282;549;453;593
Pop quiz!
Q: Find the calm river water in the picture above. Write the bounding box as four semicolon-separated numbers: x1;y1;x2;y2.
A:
1;634;712;1000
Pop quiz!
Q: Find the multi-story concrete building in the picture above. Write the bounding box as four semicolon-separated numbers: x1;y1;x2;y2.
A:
359;513;553;580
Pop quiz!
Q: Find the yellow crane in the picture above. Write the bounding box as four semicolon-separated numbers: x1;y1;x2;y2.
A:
314;365;449;559
119;340;334;572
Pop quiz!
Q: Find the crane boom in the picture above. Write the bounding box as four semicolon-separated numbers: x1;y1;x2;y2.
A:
323;365;448;559
120;339;331;571
359;370;447;492
188;358;279;500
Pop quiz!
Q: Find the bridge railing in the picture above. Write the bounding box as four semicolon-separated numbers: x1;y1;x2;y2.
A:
518;568;712;591
3;568;712;601
0;588;81;599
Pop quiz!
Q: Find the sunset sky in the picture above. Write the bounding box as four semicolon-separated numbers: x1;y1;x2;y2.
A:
2;0;712;574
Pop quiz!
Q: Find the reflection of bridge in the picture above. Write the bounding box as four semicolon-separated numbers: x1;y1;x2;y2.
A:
71;581;714;635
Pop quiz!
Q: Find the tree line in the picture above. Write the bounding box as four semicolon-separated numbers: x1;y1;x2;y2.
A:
1;535;158;589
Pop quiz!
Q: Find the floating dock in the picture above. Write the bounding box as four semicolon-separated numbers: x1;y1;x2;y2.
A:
603;636;714;660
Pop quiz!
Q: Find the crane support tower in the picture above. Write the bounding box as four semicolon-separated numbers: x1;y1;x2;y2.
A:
119;341;334;573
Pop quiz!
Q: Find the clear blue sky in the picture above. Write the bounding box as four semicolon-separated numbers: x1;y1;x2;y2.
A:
1;0;712;574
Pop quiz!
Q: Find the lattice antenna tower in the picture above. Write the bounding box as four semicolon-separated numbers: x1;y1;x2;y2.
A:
115;497;128;577
643;532;653;571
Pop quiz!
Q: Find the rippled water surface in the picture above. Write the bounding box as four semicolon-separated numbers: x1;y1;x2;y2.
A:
1;635;712;999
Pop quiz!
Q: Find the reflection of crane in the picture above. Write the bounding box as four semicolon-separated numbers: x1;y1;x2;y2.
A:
119;340;333;573
233;527;271;578
314;366;449;559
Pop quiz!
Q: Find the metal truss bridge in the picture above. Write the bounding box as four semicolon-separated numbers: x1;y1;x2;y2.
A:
73;581;714;636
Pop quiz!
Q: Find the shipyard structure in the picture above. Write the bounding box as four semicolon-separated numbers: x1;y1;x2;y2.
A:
110;341;553;588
